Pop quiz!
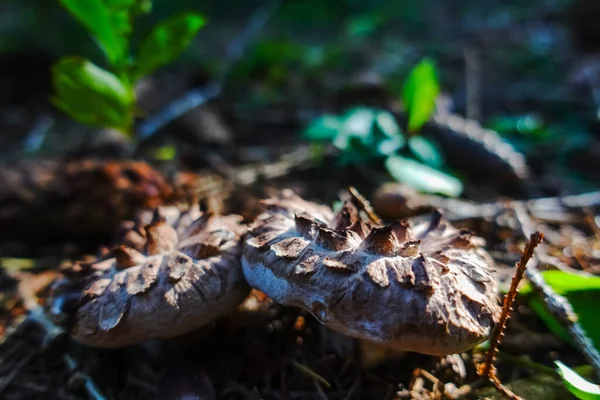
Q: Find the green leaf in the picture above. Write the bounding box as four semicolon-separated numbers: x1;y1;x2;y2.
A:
150;145;176;161
59;0;128;65
333;107;404;158
556;361;600;400
519;270;600;295
133;12;205;80
385;155;463;197
303;114;342;141
520;270;600;349
407;136;444;168
333;108;377;151
402;58;440;133
372;109;405;156
52;57;134;130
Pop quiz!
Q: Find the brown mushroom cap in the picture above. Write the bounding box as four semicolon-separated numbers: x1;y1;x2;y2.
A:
242;190;501;355
71;205;249;348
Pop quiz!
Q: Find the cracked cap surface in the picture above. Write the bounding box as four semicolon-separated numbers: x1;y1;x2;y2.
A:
71;205;249;348
242;190;501;355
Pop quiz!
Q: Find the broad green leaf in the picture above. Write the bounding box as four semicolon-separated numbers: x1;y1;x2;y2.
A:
402;58;440;133
133;12;205;80
407;136;444;168
556;361;600;400
59;0;127;65
520;270;600;349
385;155;463;197
52;57;134;130
303;114;341;141
519;270;600;295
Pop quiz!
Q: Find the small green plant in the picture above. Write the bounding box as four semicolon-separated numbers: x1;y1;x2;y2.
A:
52;0;206;137
303;58;462;197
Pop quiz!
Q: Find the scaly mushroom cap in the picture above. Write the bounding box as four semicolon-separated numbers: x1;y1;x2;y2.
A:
242;190;501;355
71;205;249;348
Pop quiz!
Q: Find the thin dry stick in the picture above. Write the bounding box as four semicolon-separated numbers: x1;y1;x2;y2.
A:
481;232;543;377
348;186;382;224
394;189;600;223
479;231;543;400
513;203;600;380
289;359;332;389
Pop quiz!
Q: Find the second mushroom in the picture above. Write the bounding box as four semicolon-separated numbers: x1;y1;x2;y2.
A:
242;190;501;355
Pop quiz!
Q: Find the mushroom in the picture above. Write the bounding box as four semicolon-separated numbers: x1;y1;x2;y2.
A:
242;190;501;355
71;205;249;348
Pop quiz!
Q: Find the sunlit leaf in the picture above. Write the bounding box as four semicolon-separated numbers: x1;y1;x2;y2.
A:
150;145;176;161
59;0;128;64
407;136;444;168
133;12;205;80
402;58;440;133
556;361;600;400
519;270;600;349
385;155;463;197
51;57;134;130
303;114;341;141
520;270;600;295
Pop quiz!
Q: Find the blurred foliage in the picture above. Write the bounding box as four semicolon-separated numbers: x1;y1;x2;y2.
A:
304;107;404;162
132;12;205;80
51;0;205;134
303;101;463;196
51;57;135;131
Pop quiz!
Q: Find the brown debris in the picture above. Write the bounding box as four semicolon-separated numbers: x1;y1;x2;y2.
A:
0;160;174;242
242;189;501;355
68;204;249;348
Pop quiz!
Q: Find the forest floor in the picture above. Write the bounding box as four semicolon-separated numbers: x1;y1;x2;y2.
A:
2;0;600;399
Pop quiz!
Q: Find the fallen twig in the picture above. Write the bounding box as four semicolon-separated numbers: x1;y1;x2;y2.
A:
289;359;332;389
207;145;333;186
378;186;600;223
348;186;382;224
479;232;543;400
